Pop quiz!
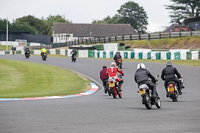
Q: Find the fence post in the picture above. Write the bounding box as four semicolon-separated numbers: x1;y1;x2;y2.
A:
179;32;181;37
190;31;192;36
122;35;124;41
168;32;171;38
130;35;132;41
104;38;106;43
148;33;150;40
114;36;116;42
138;34;141;40
159;32;161;39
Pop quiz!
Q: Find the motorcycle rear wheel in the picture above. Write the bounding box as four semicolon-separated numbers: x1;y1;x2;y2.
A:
143;94;152;109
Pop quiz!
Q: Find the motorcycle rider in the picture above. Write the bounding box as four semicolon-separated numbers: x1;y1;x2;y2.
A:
134;63;158;98
113;52;122;65
70;48;77;57
24;46;30;55
41;47;47;57
108;62;124;91
11;45;16;54
100;65;109;90
161;61;183;97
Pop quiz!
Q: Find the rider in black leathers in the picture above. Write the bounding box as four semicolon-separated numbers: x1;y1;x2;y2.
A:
134;63;158;98
161;61;183;97
113;52;122;65
70;48;77;56
24;47;30;55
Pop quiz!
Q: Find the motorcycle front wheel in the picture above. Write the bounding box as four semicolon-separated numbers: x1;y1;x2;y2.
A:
155;97;161;108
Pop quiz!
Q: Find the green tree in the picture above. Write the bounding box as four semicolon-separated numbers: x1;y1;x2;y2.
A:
92;15;120;24
166;0;200;26
16;15;46;34
117;1;148;33
44;15;72;36
92;1;148;33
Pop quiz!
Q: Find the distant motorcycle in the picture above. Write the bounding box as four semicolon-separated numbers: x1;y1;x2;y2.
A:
41;52;47;61
116;59;122;69
72;54;76;62
12;50;15;55
25;51;30;59
137;75;161;109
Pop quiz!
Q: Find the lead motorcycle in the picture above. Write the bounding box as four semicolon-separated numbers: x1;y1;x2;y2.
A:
137;75;161;109
116;59;122;69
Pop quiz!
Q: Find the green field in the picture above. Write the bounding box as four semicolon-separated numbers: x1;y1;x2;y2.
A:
125;59;200;67
0;59;90;98
0;45;12;51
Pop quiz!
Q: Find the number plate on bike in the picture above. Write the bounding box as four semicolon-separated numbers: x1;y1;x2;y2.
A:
168;87;174;92
139;89;145;95
109;83;115;87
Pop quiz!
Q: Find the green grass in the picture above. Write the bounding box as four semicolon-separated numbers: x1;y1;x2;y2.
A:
125;59;200;67
0;45;12;51
0;59;90;98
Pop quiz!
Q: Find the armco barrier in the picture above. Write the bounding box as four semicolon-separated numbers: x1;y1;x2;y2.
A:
0;49;199;60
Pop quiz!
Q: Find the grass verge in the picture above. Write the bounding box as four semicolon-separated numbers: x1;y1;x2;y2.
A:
0;59;90;98
0;45;12;51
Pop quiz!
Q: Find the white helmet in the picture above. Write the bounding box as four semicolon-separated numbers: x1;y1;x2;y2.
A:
137;63;145;69
110;62;116;67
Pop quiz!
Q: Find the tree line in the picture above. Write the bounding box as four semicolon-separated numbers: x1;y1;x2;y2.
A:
0;15;71;36
0;0;199;36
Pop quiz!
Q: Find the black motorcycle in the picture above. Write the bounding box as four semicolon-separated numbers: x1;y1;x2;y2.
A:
72;54;76;62
42;52;47;61
25;51;30;59
137;75;161;109
116;59;122;69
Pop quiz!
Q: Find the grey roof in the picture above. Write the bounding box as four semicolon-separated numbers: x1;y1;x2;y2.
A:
163;23;186;32
53;23;137;37
163;24;179;32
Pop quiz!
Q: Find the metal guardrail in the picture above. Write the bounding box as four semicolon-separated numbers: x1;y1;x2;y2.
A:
63;31;200;46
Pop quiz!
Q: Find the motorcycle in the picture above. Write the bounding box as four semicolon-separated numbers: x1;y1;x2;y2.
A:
72;54;76;62
42;52;47;61
25;51;30;59
137;75;161;109
12;50;15;55
167;81;180;102
116;59;122;69
108;74;122;99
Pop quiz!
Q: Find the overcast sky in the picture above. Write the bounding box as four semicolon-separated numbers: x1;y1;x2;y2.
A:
0;0;173;32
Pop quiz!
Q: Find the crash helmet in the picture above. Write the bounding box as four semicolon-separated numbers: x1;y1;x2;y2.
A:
137;63;145;69
166;61;172;66
110;62;116;67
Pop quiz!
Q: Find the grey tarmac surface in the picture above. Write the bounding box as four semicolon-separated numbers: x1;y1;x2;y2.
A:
0;55;200;133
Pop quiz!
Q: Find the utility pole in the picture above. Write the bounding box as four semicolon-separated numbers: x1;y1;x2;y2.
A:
6;18;8;51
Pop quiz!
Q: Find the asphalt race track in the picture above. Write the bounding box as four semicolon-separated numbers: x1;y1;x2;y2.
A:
1;55;200;133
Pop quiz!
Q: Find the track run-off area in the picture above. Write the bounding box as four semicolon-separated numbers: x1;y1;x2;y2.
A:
0;55;200;133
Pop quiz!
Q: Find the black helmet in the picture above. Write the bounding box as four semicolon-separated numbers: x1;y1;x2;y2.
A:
166;61;172;66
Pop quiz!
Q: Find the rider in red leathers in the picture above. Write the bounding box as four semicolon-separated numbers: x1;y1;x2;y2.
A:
108;62;124;91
